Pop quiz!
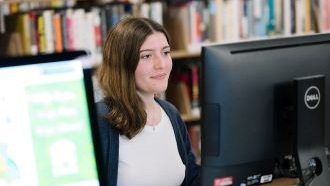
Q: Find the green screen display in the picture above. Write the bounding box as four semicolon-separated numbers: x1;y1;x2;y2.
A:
0;60;99;186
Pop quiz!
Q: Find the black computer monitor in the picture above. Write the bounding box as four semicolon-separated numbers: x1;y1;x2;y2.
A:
0;51;103;186
201;33;330;186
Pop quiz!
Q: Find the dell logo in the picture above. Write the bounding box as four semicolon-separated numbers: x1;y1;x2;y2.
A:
306;94;319;101
304;86;321;110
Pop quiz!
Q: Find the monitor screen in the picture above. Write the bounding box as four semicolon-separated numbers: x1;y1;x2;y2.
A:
0;52;102;186
201;33;330;186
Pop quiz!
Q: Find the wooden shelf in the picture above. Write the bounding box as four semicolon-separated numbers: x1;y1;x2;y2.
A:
171;50;200;60
262;178;299;186
181;114;200;123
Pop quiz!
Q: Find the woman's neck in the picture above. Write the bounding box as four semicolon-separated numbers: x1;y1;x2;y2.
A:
136;91;160;126
145;98;160;126
137;90;154;104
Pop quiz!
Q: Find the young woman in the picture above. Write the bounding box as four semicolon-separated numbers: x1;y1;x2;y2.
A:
95;17;200;186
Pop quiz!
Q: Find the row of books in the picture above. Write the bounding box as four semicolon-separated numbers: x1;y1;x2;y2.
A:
1;1;164;63
0;0;77;12
231;0;330;38
3;8;102;63
4;0;330;58
165;0;330;52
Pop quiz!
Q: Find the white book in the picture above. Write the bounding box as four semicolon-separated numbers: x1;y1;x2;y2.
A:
224;0;240;41
43;9;55;54
150;2;163;25
295;0;304;34
72;8;86;51
230;0;241;40
254;0;262;19
85;12;96;56
274;0;282;34
140;3;150;18
283;0;293;36
85;8;102;65
214;0;224;42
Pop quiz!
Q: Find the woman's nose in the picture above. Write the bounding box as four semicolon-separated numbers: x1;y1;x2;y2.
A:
154;55;167;68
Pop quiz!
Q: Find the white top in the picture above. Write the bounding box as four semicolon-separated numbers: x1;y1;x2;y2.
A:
117;107;186;186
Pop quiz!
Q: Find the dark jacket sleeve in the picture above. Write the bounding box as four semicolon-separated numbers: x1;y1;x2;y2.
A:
95;101;119;186
176;108;201;186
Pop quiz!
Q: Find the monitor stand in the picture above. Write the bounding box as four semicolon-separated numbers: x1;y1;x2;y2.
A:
275;75;330;186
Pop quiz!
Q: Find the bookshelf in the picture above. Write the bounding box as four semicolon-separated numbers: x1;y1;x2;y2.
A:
1;0;330;54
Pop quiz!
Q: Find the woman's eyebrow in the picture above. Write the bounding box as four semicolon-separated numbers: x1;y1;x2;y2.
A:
140;49;154;53
163;46;171;50
140;46;170;53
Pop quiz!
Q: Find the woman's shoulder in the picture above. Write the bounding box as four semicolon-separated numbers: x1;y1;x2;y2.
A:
95;100;110;115
155;97;185;126
94;100;119;141
94;100;112;132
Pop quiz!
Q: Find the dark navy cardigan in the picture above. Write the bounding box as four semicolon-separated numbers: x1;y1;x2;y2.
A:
95;98;200;186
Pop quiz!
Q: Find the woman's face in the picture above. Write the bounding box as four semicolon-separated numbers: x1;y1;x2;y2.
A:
135;32;172;97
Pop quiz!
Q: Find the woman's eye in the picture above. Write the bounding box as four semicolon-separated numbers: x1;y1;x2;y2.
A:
141;54;152;59
163;51;171;56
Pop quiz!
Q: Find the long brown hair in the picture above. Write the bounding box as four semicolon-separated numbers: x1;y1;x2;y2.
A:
96;17;170;139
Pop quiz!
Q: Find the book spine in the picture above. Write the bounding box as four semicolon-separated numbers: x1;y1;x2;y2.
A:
28;11;38;55
65;9;74;51
53;12;63;53
191;64;200;115
21;13;32;55
37;12;46;54
43;10;55;54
